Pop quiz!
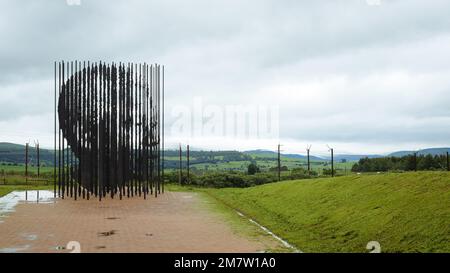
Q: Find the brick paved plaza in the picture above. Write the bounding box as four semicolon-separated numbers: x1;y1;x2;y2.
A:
0;191;275;253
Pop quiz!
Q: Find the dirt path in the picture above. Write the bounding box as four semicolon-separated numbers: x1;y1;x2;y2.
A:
0;191;279;253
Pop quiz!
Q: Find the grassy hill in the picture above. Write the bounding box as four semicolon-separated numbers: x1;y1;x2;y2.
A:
207;172;450;252
0;142;54;166
244;149;323;161
389;147;450;157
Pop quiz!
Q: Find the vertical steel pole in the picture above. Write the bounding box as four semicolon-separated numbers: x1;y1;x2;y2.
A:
72;61;75;200
54;61;57;198
138;63;142;197
149;65;153;195
99;62;102;201
158;64;161;195
162;65;165;193
58;62;62;198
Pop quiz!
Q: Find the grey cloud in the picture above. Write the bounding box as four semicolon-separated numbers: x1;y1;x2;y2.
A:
1;0;449;153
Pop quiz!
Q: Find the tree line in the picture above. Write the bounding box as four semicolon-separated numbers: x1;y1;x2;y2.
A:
164;166;317;188
351;154;449;172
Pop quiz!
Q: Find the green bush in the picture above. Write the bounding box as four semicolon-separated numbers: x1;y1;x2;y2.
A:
164;167;318;188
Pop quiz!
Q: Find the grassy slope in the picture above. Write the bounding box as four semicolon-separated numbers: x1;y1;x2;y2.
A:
207;172;450;252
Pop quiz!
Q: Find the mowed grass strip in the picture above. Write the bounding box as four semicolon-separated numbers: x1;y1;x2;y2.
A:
207;172;450;252
0;185;53;197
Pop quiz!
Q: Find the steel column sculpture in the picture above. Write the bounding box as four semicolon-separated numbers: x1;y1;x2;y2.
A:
54;61;164;200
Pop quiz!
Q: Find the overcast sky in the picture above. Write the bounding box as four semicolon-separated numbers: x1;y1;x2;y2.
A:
1;0;449;155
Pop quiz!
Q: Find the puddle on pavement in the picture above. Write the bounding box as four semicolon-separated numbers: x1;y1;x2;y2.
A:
0;244;31;253
0;190;55;219
21;233;38;241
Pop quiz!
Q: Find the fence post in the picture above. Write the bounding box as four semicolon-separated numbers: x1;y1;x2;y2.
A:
186;144;190;184
306;145;311;176
277;144;281;181
179;144;183;185
25;143;29;184
331;148;334;177
25;142;29;200
36;142;40;178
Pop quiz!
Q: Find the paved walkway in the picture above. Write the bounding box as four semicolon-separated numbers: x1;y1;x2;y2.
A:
0;191;273;253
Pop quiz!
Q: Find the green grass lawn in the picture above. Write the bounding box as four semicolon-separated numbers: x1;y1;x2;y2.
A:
206;171;450;253
0;164;54;174
0;169;54;197
0;185;54;197
168;159;354;175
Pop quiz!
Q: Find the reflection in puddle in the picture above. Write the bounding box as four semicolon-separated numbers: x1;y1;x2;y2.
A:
22;233;38;241
0;190;55;219
0;244;30;253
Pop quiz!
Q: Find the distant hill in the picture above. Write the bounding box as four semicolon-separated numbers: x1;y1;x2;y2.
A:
0;142;25;151
243;149;278;158
389;148;450;157
0;142;55;166
244;150;384;162
1;142;448;169
244;149;324;161
333;154;384;162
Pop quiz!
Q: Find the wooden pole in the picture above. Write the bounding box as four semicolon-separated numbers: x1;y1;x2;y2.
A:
331;148;334;177
25;143;29;183
187;144;190;184
307;147;311;176
179;144;183;185
36;142;40;178
25;142;28;200
277;144;281;181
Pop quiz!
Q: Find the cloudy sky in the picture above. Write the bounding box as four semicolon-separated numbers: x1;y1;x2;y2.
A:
1;0;449;155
